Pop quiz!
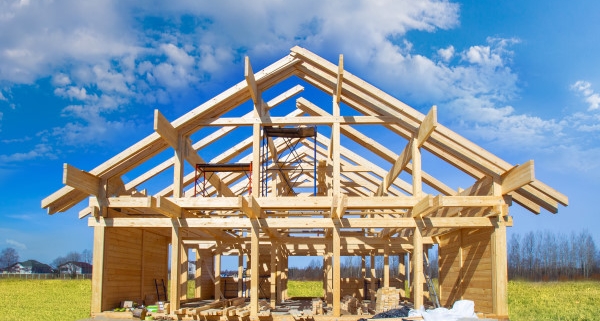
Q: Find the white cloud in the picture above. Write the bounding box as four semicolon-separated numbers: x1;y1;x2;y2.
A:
6;239;27;250
571;80;600;111
437;45;454;62
0;143;55;163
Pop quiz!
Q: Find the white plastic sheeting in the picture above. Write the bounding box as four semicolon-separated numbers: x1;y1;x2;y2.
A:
408;300;478;321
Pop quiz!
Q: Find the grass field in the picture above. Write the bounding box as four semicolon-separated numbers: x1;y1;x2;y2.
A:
1;278;599;320
0;278;91;321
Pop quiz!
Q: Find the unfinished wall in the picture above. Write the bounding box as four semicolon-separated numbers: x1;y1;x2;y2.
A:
438;228;493;313
195;249;215;299
101;228;169;311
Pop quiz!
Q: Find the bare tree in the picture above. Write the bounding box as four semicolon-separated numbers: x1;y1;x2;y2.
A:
0;247;19;269
81;249;93;264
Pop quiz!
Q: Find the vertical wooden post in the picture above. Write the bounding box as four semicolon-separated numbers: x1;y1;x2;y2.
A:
411;135;424;308
215;252;222;300
238;250;244;298
332;220;341;316
270;244;278;308
173;135;185;198
492;214;509;316
170;221;181;311
361;256;366;299
398;254;406;297
250;219;260;317
384;242;390;287
90;225;105;314
370;253;376;298
277;245;283;303
180;246;188;301
195;248;202;299
325;240;333;304
412;226;424;309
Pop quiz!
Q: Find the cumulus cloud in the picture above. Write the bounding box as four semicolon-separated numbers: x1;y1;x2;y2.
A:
571;80;600;111
0;143;56;163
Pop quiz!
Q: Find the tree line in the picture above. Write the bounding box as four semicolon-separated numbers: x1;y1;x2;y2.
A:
508;230;599;281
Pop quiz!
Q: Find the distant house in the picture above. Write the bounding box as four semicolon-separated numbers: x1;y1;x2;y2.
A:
6;260;53;274
58;261;92;275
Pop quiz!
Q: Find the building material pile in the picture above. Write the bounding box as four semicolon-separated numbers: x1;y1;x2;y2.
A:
374;287;402;313
341;295;360;314
311;298;323;315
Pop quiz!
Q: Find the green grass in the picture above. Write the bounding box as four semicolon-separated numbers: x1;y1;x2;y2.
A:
287;280;324;298
0;278;91;321
508;280;600;321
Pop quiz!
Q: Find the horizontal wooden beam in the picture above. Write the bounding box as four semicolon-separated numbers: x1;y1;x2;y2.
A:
89;216;499;229
501;160;535;194
183;115;398;126
62;163;100;196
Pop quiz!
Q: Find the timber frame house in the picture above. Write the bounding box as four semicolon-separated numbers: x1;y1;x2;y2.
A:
42;47;567;319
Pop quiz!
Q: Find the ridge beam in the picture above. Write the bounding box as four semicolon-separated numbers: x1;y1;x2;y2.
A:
63;163;100;196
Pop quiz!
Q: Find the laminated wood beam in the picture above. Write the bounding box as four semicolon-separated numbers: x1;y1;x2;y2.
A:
501;160;535;195
331;193;348;219
155;196;182;218
63;163;100;196
335;54;344;103
245;56;260;106
89;216;497;229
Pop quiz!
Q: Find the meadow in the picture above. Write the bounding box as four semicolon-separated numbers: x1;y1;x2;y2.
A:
1;278;599;320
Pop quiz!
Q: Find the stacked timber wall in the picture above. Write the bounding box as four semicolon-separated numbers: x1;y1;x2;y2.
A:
101;228;169;311
438;228;493;313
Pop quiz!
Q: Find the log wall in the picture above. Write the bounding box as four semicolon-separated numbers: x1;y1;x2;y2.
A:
438;228;493;313
101;228;169;311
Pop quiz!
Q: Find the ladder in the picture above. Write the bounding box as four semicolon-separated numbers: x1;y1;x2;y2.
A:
154;279;167;301
423;253;440;308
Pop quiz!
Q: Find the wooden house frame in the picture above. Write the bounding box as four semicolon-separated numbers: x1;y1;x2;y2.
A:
42;47;567;319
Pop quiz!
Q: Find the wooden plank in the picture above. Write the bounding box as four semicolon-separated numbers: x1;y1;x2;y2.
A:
90;226;105;313
501;160;535;194
335;54;344;103
416;106;437;146
245;56;260;105
155;196;182;218
63;163;100;196
89;216;496;228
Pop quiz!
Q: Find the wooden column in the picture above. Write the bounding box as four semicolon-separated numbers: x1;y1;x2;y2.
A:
179;246;188;301
492;215;509;316
195;248;202;298
215;252;222;300
250;219;260;317
370;253;376;298
332;220;341;316
384;242;390;287
361;256;366;299
90;225;105;313
277;246;283;303
324;241;333;304
170;221;181;311
412;226;424;309
398;254;406;297
270;244;278;308
238;251;244;298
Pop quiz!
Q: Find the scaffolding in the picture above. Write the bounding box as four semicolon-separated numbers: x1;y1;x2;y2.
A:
260;126;317;197
194;163;252;197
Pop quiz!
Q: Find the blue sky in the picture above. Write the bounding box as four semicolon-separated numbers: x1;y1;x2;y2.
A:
0;0;598;265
